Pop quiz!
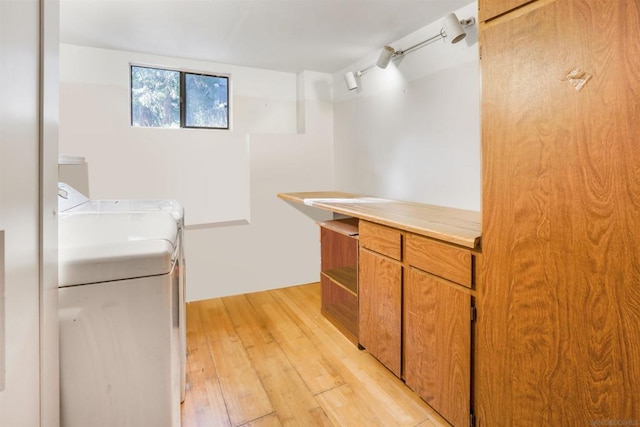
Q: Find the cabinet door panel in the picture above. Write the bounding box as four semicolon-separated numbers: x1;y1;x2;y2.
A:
404;268;470;427
358;249;402;376
480;0;640;425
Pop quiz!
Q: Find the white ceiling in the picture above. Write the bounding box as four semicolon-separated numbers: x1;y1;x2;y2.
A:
59;0;474;74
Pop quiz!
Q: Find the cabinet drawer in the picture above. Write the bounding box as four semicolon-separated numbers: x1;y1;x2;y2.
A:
359;221;402;261
406;234;472;288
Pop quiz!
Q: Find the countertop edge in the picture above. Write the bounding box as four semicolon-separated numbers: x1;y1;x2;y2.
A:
278;192;482;250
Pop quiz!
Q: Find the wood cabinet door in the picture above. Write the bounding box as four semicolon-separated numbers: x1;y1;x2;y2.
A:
404;268;471;427
478;0;535;22
480;0;640;425
358;249;402;377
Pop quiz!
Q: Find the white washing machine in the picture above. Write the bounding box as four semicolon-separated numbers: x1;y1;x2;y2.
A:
58;155;90;197
58;212;181;427
59;182;187;402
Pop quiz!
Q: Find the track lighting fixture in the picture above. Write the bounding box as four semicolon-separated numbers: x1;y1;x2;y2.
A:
344;71;358;90
376;46;395;69
441;13;469;44
343;12;476;91
392;13;474;58
343;64;376;91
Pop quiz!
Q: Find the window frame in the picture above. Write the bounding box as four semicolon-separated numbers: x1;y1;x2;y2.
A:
180;71;230;130
130;64;230;131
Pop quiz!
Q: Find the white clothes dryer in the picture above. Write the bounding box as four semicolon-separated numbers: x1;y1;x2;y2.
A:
58;212;181;427
59;182;187;402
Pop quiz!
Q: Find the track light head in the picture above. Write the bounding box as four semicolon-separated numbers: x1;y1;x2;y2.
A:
442;13;467;44
376;46;395;69
344;71;358;91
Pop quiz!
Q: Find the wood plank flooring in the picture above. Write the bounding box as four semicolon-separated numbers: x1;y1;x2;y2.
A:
181;282;450;427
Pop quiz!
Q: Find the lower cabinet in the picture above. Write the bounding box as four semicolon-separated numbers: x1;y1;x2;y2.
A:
279;193;481;426
358;248;402;377
319;219;359;345
358;225;475;426
355;221;475;426
404;267;472;427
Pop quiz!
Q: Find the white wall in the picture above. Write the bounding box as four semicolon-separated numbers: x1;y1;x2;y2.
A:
333;2;480;212
59;46;333;300
59;2;480;301
186;72;335;300
60;44;300;226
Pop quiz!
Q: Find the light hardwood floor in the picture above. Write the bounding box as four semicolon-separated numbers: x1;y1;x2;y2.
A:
181;282;450;427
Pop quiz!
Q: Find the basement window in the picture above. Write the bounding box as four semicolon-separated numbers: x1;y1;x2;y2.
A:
130;65;229;130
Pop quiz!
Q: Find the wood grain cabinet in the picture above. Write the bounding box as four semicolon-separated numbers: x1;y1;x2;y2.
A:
479;0;640;425
404;268;471;427
358;221;403;377
406;234;473;289
404;234;474;427
358;222;476;426
277;191;482;426
319;219;359;345
478;0;535;22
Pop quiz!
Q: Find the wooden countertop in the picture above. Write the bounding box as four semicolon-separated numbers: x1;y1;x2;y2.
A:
278;191;481;250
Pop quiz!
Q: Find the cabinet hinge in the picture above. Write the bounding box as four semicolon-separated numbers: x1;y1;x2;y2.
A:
470;412;475;427
470;305;477;322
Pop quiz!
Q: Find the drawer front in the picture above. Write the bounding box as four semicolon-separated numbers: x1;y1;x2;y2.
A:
406;234;472;288
359;221;402;261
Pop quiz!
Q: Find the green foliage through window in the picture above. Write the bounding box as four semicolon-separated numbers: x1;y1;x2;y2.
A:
184;74;228;128
130;65;229;130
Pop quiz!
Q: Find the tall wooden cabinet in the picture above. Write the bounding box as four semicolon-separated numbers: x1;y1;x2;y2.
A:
479;0;640;425
478;0;533;21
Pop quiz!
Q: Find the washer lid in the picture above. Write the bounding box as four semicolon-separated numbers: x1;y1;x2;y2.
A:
58;182;89;212
58;212;178;287
63;198;184;225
